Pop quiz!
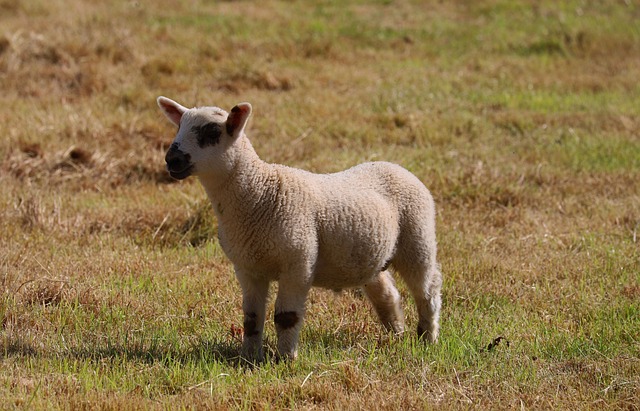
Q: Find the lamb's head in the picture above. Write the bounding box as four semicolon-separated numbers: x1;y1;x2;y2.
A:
157;96;252;180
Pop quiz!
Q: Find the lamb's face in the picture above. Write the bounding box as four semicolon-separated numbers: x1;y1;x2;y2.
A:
157;97;252;180
164;108;229;180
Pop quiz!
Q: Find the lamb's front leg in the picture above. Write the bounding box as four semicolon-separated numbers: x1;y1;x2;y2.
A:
236;270;269;362
274;276;312;361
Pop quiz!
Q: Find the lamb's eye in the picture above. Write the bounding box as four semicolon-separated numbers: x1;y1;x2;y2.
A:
191;123;222;148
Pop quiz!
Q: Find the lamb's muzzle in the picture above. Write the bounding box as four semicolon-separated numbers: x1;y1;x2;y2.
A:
165;143;193;180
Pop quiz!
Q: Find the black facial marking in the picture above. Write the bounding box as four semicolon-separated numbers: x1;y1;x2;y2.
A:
274;311;299;330
244;312;259;337
191;122;222;148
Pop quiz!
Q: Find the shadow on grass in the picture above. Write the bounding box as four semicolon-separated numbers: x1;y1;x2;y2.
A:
1;335;252;368
2;329;428;369
2;326;474;368
1;336;38;358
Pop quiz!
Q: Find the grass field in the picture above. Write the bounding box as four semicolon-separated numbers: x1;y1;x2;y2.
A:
1;0;639;409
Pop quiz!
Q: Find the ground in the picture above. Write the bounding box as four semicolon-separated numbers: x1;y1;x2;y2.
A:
0;0;638;409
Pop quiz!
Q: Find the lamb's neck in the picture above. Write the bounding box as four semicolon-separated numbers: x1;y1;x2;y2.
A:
199;138;275;216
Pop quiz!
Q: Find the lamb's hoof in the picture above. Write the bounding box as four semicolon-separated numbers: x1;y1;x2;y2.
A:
390;321;405;336
240;347;265;365
275;349;298;362
417;325;438;343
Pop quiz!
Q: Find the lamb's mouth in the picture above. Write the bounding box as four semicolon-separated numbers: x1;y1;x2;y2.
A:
168;165;194;180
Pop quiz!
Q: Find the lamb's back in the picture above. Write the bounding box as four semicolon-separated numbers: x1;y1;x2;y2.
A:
311;161;432;213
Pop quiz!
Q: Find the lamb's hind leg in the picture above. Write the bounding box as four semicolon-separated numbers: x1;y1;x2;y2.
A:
362;270;404;334
394;210;442;343
402;264;442;343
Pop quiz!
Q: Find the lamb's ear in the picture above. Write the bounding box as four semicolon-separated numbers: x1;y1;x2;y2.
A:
226;103;252;138
157;96;188;127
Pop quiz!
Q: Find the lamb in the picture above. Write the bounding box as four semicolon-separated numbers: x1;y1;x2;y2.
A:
157;96;443;361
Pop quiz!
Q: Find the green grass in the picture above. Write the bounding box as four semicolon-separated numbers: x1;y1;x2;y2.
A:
1;0;639;409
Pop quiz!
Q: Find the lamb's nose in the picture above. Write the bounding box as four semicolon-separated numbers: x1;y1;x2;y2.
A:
165;146;187;170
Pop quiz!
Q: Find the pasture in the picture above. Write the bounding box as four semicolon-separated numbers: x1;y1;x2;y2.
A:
1;0;638;409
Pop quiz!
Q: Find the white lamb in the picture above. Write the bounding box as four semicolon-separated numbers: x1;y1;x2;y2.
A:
157;96;443;361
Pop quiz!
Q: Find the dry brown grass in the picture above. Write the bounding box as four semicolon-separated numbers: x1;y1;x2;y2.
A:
1;0;639;409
